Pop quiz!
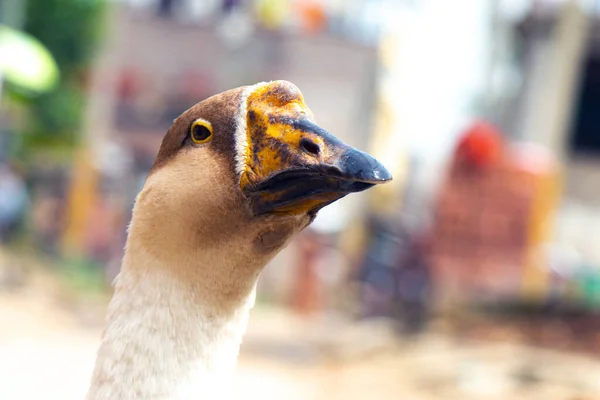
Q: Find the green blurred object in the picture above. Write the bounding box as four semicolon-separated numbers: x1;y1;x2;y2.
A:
16;0;106;155
0;24;59;92
577;266;600;310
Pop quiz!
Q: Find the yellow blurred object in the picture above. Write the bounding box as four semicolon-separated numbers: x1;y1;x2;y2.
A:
367;83;407;214
365;17;408;215
61;147;99;256
378;34;400;71
254;0;290;31
518;146;563;302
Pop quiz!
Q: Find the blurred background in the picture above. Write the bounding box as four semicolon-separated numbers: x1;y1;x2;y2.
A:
2;0;600;398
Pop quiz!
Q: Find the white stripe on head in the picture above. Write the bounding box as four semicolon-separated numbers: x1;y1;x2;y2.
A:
234;82;270;177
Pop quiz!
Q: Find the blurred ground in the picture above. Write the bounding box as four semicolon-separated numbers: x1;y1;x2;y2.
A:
1;250;600;400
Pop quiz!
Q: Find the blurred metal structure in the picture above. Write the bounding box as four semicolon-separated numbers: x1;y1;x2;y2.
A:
513;1;590;160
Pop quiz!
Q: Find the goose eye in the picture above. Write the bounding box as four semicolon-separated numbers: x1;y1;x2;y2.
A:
190;120;213;144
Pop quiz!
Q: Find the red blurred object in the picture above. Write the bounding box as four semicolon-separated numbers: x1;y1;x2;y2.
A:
180;70;213;99
117;67;143;102
455;121;503;169
291;229;324;317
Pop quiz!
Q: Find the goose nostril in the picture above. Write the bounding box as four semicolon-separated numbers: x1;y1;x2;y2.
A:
300;138;321;156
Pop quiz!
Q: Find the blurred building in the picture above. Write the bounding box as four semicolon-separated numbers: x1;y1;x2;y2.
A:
6;0;600;316
426;0;600;309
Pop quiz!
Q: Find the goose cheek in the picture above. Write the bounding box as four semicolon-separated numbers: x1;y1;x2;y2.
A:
252;220;303;256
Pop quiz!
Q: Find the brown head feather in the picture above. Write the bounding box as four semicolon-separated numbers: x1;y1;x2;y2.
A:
150;85;247;175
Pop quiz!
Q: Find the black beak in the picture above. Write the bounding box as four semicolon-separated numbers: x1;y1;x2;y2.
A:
335;147;392;186
246;133;392;216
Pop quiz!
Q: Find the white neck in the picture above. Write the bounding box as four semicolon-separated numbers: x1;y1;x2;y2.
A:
86;245;257;400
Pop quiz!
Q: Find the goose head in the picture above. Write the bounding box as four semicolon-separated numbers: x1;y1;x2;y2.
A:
133;80;391;284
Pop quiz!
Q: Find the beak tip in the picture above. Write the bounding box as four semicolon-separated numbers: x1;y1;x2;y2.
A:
372;165;392;183
342;149;392;184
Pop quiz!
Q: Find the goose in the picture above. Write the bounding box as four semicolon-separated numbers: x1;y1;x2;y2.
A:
86;80;391;400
